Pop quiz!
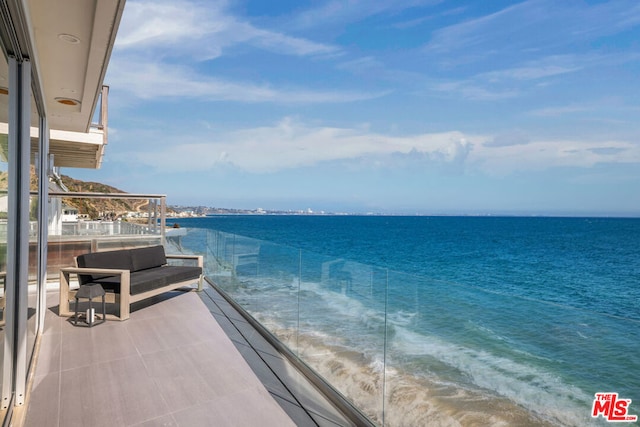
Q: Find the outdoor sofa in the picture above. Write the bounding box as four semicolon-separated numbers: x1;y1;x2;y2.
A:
59;245;203;320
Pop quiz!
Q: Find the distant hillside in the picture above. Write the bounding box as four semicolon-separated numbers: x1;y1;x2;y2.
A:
60;175;150;220
0;166;37;190
0;171;177;220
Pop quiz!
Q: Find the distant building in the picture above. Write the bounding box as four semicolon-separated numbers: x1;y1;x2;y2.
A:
61;205;79;222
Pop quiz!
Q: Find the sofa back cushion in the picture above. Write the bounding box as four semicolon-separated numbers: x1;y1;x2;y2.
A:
130;245;167;272
76;249;134;284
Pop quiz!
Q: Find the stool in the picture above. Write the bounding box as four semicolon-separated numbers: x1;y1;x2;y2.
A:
74;283;106;327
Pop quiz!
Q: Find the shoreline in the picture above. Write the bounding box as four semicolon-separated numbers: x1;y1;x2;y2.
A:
265;322;562;427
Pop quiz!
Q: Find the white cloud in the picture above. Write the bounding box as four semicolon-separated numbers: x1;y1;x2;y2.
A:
475;138;640;175
430;80;520;100
528;104;592;117
108;0;380;105
482;64;580;81
485;131;531;148
107;58;385;103
117;0;340;60
427;52;617;101
291;0;444;29
116;2;214;48
424;0;640;56
114;117;640;176
118;117;474;173
482;52;640;84
337;56;383;73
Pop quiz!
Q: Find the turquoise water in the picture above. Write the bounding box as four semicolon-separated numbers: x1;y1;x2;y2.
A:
171;215;640;426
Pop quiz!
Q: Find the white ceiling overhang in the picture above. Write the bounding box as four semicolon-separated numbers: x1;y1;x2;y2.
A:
0;122;105;168
46;128;106;169
28;0;125;133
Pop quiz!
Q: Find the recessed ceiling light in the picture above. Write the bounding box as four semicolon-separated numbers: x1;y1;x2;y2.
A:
58;33;80;44
0;87;8;95
55;97;81;106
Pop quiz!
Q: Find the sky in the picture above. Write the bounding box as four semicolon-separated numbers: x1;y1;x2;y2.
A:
71;0;640;216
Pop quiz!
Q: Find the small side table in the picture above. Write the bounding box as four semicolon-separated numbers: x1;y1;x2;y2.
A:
74;283;106;327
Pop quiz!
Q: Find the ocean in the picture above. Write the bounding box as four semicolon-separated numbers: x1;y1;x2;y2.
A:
168;215;640;426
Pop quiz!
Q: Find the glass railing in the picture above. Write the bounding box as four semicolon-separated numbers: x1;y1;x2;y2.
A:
170;227;638;427
45;193;166;278
59;220;155;236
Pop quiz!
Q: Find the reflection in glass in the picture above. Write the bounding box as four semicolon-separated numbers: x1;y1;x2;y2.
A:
27;132;38;362
0;48;8;398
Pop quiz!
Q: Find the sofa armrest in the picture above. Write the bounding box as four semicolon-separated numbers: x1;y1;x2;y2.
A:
60;266;130;277
166;255;204;291
166;254;203;268
59;267;131;318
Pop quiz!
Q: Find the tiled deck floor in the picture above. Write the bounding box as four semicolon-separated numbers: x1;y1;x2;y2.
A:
199;286;356;427
23;284;353;426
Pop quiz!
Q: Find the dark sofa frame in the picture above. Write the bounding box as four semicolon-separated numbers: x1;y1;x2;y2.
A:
59;245;203;321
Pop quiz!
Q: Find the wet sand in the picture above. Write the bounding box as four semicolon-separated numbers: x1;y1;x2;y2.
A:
271;326;556;427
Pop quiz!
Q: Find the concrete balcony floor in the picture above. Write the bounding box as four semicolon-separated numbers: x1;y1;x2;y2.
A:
23;284;354;426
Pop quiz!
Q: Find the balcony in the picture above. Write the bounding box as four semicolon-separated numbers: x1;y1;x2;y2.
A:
18;192;365;426
23;195;639;426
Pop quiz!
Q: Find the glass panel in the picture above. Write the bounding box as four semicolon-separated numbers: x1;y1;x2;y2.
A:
0;46;8;400
27;89;38;360
249;240;299;345
300;251;387;424
200;230;388;423
223;235;301;349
